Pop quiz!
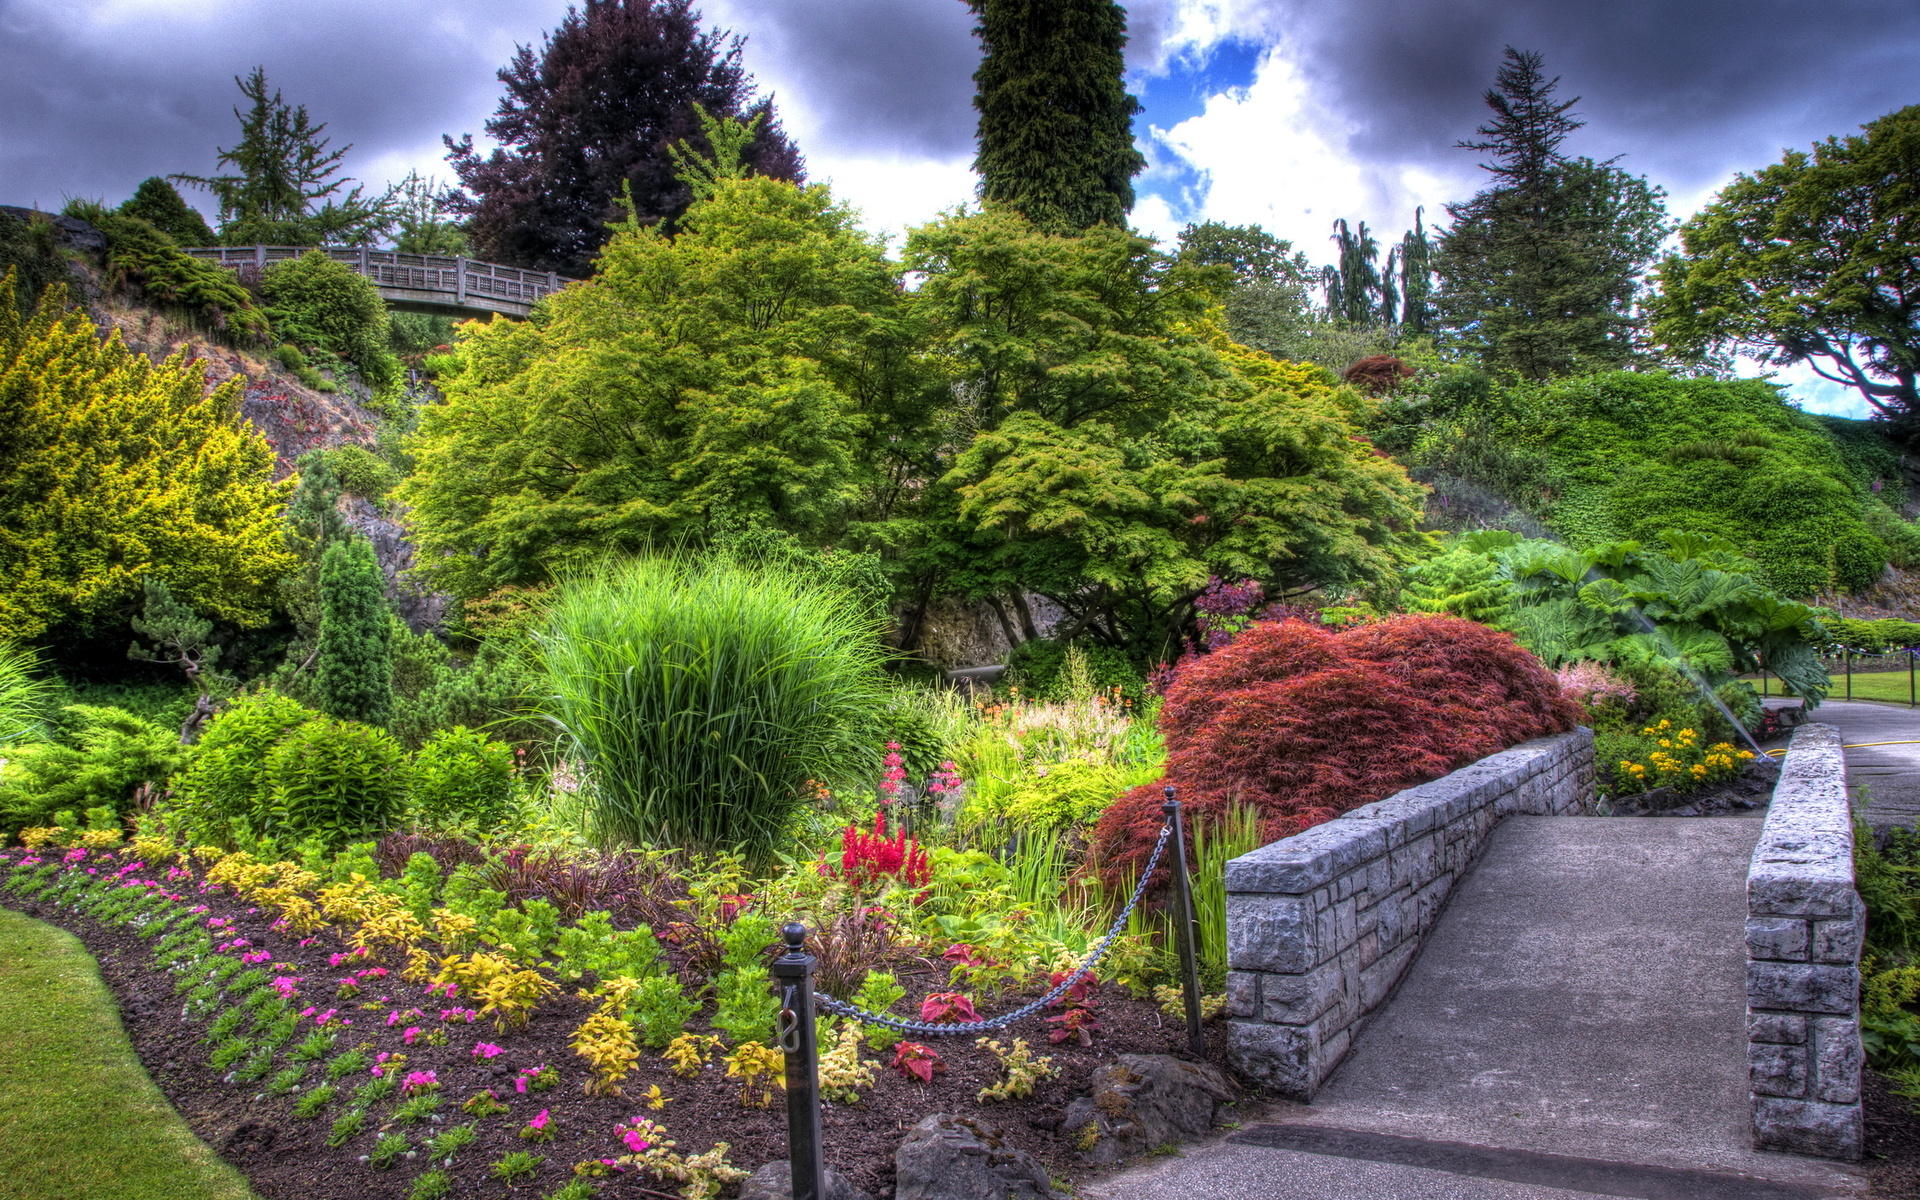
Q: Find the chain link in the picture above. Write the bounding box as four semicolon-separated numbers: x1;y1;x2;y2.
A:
813;812;1175;1036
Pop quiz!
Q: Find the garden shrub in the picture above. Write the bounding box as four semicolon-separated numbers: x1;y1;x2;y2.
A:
265;717;410;848
324;445;400;502
0;705;187;833
1004;638;1147;705
62;201;270;342
409;726;514;832
170;691;322;842
1092;614;1581;886
314;535;393;727
1416;370;1906;596
0;210;70;315
537;555;889;857
260;250;398;388
117;178;215;248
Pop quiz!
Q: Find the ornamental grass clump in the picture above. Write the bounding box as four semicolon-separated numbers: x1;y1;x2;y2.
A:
537;555;890;856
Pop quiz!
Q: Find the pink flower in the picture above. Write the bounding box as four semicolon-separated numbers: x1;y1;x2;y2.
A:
328;952;348;967
529;1109;549;1131
472;1042;503;1060
241;950;270;964
622;1129;650;1153
402;1026;423;1045
402;1070;439;1095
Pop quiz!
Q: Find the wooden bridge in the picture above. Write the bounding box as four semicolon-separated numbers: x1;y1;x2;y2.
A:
184;246;575;319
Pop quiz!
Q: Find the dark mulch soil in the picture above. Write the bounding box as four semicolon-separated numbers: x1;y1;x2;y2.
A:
4;885;1234;1200
1868;1070;1920;1199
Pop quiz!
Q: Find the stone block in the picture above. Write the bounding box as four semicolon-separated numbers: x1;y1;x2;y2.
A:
1226;821;1388;894
1748;1012;1809;1045
1227;1020;1316;1100
1224;971;1259;1019
1812;1016;1863;1105
1227;895;1317;973
1751;1096;1863;1161
1259;959;1349;1025
1389;835;1439;891
1811;896;1865;965
1747;962;1858;1015
1746;916;1810;961
1749;1042;1808;1098
1358;939;1418;1011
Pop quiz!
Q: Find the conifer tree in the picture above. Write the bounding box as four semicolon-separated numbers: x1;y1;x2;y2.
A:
314;534;392;727
118;178;215;247
1431;48;1669;379
967;0;1144;231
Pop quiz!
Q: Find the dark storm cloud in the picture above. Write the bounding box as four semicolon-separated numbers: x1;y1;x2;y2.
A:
0;0;567;213
1254;0;1920;193
707;0;980;157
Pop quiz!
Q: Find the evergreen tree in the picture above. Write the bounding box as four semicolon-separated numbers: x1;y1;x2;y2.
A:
173;68;394;247
118;178;215;247
443;0;803;277
967;0;1144;231
1323;219;1384;326
1431;48;1669;379
314;534;393;726
1397;208;1436;335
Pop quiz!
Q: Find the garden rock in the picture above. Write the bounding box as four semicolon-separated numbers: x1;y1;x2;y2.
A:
1056;1053;1235;1165
739;1160;873;1200
894;1113;1066;1200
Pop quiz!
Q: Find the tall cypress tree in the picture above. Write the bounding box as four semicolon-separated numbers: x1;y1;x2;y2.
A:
314;534;392;727
1432;48;1669;379
967;0;1144;231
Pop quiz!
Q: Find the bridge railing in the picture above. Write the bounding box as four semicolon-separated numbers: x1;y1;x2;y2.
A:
183;246;573;311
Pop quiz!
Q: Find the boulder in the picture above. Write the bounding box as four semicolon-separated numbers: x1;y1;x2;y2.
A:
1057;1053;1235;1165
894;1114;1065;1200
738;1160;873;1200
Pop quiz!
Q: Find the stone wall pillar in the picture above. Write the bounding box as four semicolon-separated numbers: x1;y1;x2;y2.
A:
1747;722;1864;1161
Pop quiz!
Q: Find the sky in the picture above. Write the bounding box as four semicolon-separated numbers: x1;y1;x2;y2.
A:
3;0;1917;416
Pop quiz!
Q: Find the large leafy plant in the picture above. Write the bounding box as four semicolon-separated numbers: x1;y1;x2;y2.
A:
0;705;187;832
1456;530;1829;702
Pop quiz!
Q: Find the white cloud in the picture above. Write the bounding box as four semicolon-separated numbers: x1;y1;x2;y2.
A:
1736;358;1877;421
807;153;977;248
1142;46;1478;255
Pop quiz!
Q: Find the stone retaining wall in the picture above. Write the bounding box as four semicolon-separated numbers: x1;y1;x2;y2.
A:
1747;722;1864;1161
1223;728;1596;1099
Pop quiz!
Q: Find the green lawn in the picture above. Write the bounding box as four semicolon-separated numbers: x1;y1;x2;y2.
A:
1748;670;1920;707
0;907;257;1200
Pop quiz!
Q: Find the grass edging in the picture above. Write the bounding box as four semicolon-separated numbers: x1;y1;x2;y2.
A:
0;905;257;1200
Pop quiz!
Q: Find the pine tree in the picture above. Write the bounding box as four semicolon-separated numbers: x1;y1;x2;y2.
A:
314;534;393;727
173;68;393;247
1397;209;1436;335
1431;48;1669;379
444;0;803;277
967;0;1144;232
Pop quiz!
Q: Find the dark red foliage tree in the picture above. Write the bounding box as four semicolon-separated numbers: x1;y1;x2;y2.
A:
1093;614;1581;888
1341;354;1415;395
443;0;805;277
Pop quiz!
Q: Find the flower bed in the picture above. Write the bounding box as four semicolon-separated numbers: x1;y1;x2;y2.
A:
0;838;1223;1200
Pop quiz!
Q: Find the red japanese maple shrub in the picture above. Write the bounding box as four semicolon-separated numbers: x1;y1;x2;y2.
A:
1092;614;1580;887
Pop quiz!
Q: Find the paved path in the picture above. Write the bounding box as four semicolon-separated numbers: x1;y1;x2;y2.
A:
1084;817;1865;1200
1771;699;1920;829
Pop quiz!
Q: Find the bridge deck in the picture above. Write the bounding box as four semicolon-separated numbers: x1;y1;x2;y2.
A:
184;246;574;320
1090;817;1864;1200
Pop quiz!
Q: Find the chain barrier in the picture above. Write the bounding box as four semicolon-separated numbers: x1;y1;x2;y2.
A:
811;811;1175;1036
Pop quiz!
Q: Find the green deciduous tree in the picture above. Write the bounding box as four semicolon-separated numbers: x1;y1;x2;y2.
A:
0;277;293;642
967;0;1144;231
1432;48;1669;379
1652;105;1920;430
401;175;922;599
173;68;394;246
905;207;1426;658
314;534;393;727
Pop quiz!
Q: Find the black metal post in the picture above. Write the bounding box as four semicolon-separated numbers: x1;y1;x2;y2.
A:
771;923;826;1200
1846;650;1853;701
1909;648;1914;708
1162;787;1206;1057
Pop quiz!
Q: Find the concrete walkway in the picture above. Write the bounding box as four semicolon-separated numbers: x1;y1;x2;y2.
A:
1774;699;1920;829
1084;817;1865;1200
